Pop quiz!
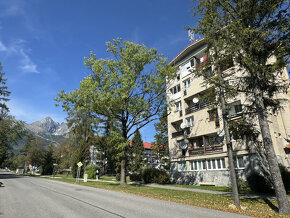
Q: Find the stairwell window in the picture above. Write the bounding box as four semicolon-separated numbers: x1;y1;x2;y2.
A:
183;79;191;89
234;156;246;169
186;116;194;127
175;101;182;111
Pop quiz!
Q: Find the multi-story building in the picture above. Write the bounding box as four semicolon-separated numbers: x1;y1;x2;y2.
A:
167;38;290;186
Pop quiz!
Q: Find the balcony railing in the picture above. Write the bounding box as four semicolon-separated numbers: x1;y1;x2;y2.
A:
189;144;223;156
172;128;190;138
185;101;213;115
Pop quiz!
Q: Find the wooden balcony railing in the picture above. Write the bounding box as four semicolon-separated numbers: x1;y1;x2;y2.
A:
189;144;223;156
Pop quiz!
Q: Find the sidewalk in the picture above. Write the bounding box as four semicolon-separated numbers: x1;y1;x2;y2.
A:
142;183;290;201
44;175;290;201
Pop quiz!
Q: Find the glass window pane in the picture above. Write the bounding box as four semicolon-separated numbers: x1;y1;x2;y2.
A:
212;159;216;169
207;160;211;169
222;158;226;168
217;159;221;169
202;160;206;170
238;156;245;168
198;161;202;170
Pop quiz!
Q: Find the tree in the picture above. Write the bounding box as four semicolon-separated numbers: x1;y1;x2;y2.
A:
0;63;10;114
152;106;170;170
22;135;46;170
66;110;95;178
42;142;55;175
0;111;26;167
56;39;176;184
129;129;145;176
193;0;290;213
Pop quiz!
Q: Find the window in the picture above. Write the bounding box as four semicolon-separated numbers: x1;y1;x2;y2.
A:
206;67;214;77
208;109;220;127
228;101;242;116
178;162;187;171
170;84;181;95
191;160;206;171
191;158;226;171
183;79;191;89
175;101;182;111
186;116;194;127
234;156;246;169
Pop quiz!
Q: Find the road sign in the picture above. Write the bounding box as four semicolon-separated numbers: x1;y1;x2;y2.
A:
77;162;83;167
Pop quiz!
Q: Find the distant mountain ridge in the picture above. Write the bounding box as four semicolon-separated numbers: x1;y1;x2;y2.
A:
25;117;69;136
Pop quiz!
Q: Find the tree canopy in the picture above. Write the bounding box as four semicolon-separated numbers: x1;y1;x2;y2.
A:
56;38;176;183
192;0;290;213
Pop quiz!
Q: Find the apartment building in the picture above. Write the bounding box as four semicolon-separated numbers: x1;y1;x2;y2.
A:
167;38;290;186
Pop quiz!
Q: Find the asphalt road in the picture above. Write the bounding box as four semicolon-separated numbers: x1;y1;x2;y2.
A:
0;171;250;218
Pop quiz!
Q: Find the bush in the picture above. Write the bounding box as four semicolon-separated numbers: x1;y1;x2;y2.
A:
129;173;142;182
115;173;120;181
142;168;170;184
237;179;249;192
84;164;99;179
246;171;274;194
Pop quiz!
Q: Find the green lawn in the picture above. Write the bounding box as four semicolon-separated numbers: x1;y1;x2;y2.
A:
44;176;289;217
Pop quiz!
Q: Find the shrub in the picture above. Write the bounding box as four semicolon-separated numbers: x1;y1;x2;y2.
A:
246;171;274;194
142;168;170;184
237;179;249;192
129;173;142;182
84;164;99;179
115;173;120;181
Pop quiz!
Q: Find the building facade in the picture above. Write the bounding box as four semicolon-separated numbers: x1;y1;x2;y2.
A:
167;38;290;186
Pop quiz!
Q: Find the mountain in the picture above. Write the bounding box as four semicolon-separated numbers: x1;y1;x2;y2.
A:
25;117;69;136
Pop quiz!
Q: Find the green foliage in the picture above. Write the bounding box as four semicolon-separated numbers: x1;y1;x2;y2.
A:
42;143;55;175
84;164;100;179
55;38;176;183
0;63;11;113
0;112;26;167
246;171;274;194
129;172;142;182
22;135;46;167
129;129;145;174
142;168;170;184
152;106;170;170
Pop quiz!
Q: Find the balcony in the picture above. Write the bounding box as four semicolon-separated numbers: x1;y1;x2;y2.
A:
185;101;213;115
172;128;190;138
189;144;223;156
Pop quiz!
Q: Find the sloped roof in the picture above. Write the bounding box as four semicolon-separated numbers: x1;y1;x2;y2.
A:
169;37;205;66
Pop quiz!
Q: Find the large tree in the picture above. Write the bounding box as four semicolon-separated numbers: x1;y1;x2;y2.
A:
56;39;175;184
193;0;290;213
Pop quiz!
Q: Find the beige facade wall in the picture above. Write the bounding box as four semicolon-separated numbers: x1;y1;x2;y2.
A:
167;39;290;185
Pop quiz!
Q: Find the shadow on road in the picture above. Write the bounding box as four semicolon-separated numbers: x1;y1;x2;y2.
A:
0;172;23;180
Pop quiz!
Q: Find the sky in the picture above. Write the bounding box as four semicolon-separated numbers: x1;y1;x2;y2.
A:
0;0;199;143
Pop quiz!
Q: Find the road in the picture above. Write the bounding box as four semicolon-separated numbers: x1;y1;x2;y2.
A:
0;171;249;218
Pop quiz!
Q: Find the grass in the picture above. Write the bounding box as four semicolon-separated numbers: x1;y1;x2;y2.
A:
44;176;290;217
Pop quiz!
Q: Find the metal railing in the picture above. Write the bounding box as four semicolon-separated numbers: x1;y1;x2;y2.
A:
185;101;213;115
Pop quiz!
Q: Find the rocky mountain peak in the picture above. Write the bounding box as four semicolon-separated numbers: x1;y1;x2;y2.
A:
25;117;68;136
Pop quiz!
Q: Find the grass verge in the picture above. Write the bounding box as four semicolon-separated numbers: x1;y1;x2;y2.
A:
44;176;289;217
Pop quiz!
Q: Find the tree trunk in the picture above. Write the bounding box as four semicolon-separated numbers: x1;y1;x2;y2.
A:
120;154;127;185
254;91;290;214
219;87;240;207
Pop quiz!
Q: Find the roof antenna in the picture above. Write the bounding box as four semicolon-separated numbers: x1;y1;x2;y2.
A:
185;26;195;42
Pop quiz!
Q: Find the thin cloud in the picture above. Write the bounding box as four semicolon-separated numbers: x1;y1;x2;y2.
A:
0;0;25;17
0;39;39;74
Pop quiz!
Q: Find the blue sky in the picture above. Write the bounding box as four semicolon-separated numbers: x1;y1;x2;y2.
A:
0;0;198;142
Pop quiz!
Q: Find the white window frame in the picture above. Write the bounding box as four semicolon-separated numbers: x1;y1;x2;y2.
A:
175;101;182;111
234;156;246;169
183;79;191;89
186;116;194;127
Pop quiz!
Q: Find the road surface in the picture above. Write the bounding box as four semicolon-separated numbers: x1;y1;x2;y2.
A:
0;171;249;218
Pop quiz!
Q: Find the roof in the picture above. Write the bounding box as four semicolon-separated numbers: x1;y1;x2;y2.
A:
169;37;205;66
129;140;152;150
